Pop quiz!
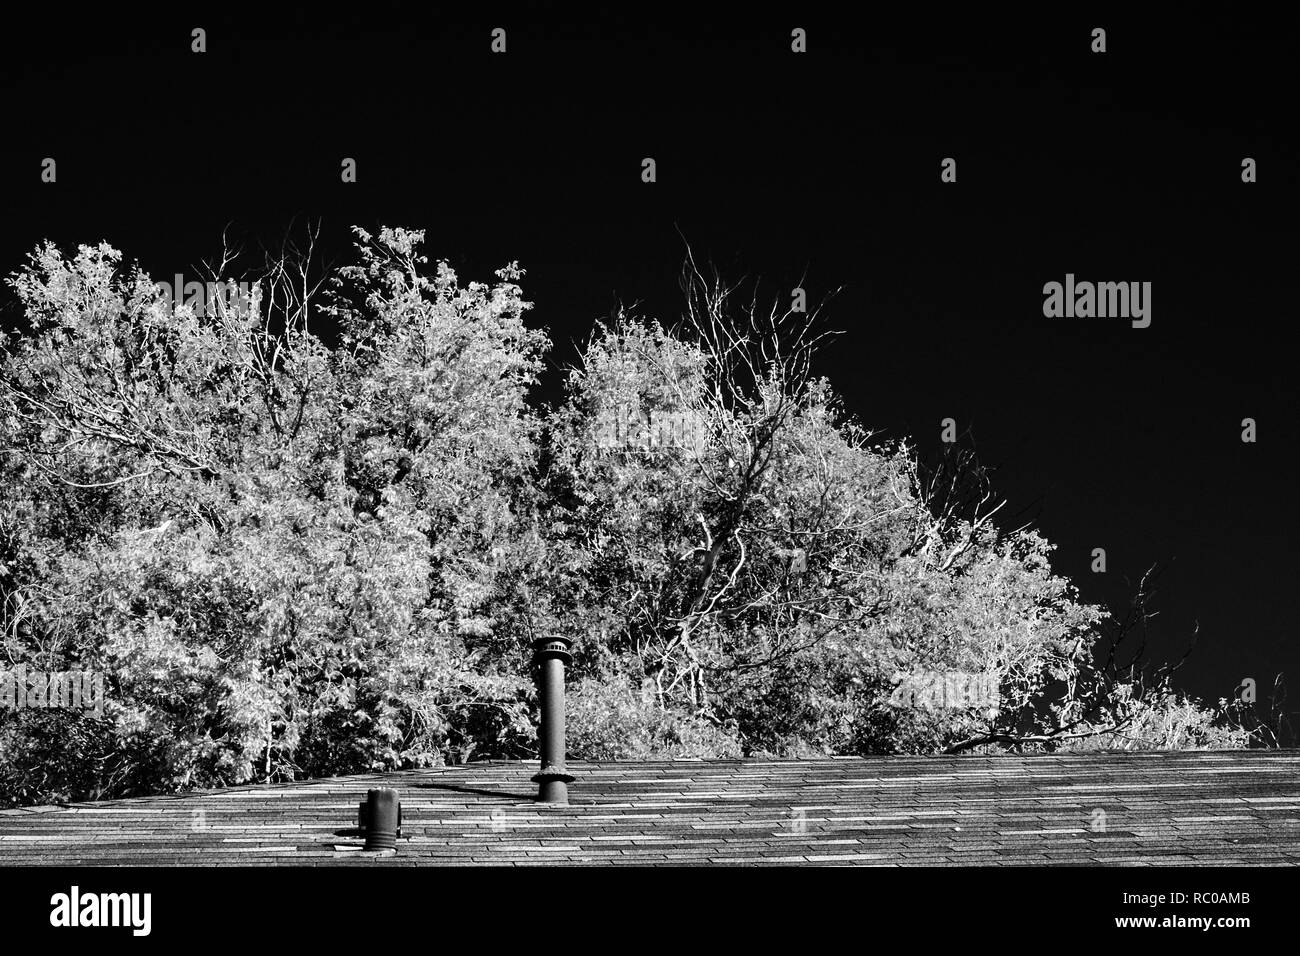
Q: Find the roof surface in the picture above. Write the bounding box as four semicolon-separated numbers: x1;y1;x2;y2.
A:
3;751;1298;865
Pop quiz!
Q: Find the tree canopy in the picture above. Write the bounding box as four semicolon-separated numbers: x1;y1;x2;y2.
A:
0;227;1252;806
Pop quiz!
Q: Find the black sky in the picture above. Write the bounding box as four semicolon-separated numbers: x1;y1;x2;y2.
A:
1;4;1294;710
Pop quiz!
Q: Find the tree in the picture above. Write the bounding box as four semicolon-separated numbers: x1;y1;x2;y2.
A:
1;227;547;801
0;229;1254;807
540;257;1251;757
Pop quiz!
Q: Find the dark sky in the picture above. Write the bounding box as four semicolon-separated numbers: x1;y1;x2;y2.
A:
1;5;1294;711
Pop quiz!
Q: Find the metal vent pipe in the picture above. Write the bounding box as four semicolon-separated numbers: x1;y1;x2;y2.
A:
531;635;575;804
361;788;401;851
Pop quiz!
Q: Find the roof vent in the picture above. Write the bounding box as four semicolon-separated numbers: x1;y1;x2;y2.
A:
531;636;575;804
359;788;402;852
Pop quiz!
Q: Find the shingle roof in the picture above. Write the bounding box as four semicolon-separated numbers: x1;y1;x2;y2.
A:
3;751;1298;865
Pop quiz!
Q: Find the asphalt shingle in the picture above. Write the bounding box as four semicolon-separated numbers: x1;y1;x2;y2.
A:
1;751;1297;866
